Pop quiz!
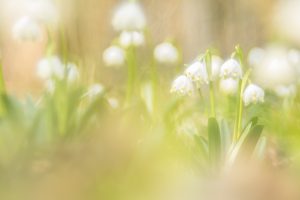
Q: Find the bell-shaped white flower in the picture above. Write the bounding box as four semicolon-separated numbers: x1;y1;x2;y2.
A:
220;58;243;79
243;84;265;106
103;46;125;67
154;42;178;64
210;56;223;81
170;75;194;96
85;84;105;99
112;1;146;31
119;31;144;48
274;84;297;98
185;61;209;86
66;63;79;82
219;78;238;95
26;0;58;25
12;16;43;42
37;56;64;80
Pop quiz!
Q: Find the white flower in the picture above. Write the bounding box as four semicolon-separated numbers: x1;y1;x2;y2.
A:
37;56;64;80
112;1;146;31
103;46;125;67
243;84;265;106
154;42;178;64
248;47;265;66
85;84;105;99
220;58;243;79
66;63;79;82
26;0;58;25
274;84;297;98
12;16;42;42
170;75;194;96
210;55;223;81
185;61;208;86
119;31;144;48
219;78;238;95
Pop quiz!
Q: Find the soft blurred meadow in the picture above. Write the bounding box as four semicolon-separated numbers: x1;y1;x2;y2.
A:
0;0;299;200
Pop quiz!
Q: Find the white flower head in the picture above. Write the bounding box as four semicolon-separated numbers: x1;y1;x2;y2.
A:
220;58;243;79
274;84;297;98
210;55;223;81
185;60;209;86
12;16;43;42
112;1;146;31
37;56;64;80
154;42;178;64
103;45;125;67
170;75;194;96
26;0;59;25
219;78;238;95
85;84;105;99
119;31;145;48
243;84;265;106
66;63;79;82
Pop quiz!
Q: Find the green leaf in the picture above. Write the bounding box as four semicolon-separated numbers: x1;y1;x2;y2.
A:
208;117;221;167
227;124;264;166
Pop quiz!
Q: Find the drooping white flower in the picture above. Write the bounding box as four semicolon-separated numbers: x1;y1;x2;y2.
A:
102;46;125;67
12;16;42;42
66;63;79;82
85;84;105;99
112;1;146;31
119;31;145;48
154;42;178;64
210;55;223;81
220;58;243;79
185;61;209;86
26;0;58;25
274;84;297;98
37;56;64;80
170;75;194;96
248;47;265;66
219;78;238;95
243;84;265;106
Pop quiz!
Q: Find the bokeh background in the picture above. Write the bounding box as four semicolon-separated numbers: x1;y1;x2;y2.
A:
0;0;299;96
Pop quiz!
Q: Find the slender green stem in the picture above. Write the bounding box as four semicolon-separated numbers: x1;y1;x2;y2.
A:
209;81;216;117
0;62;6;117
233;79;242;142
125;46;137;105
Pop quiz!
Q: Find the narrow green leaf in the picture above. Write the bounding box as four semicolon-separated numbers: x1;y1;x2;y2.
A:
208;117;221;167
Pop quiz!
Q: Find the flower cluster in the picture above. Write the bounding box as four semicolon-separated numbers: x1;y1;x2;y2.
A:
36;56;79;91
103;1;147;68
171;50;265;106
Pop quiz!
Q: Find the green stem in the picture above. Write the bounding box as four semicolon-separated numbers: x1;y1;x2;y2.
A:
125;46;137;105
233;80;242;142
209;81;216;117
0;62;6;117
